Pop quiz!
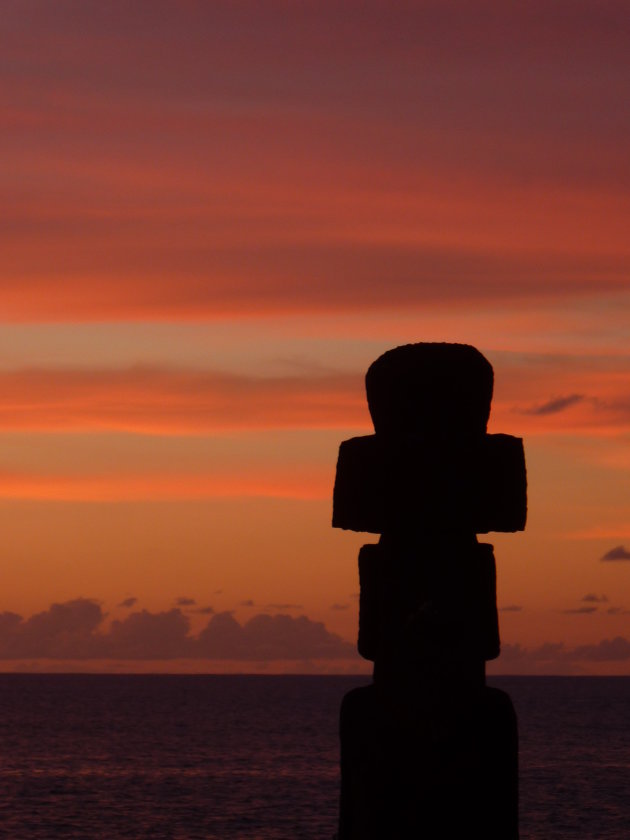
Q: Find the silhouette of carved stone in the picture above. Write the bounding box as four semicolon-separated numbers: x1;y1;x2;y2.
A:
365;342;493;438
333;342;525;839
333;433;526;534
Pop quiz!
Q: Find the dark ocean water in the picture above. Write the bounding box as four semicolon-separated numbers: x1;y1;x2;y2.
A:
0;674;627;839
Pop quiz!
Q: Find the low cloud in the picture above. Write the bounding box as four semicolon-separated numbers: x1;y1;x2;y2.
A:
0;599;105;658
499;636;630;666
601;546;630;561
266;603;302;610
196;612;353;660
240;599;255;607
108;609;191;659
117;597;138;608
0;600;354;661
522;394;585;416
330;603;349;611
582;593;608;603
562;606;598;614
500;642;566;662
571;637;630;662
175;597;196;607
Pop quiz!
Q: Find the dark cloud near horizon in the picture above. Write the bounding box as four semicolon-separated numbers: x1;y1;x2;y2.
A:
582;593;608;603
117;597;138;608
571;637;630;662
0;599;104;658
501;642;566;662
502;636;630;665
330;603;349;611
601;545;630;561
265;603;302;610
108;609;190;659
0;600;353;661
522;394;585;416
240;600;255;607
175;597;196;607
562;606;598;614
197;612;353;660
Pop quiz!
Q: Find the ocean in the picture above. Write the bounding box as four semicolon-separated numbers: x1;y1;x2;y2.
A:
0;674;627;839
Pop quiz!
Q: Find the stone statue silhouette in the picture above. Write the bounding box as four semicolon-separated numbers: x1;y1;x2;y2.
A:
332;343;526;839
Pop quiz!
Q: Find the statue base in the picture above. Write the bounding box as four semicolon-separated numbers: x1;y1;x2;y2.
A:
338;683;518;839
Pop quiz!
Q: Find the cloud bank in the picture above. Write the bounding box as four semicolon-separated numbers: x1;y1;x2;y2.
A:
501;636;630;666
0;599;354;661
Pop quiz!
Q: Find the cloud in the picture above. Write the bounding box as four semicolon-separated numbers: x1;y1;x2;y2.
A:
330;603;349;611
582;593;608;603
240;600;255;607
196;612;353;660
483;352;630;437
562;606;598;614
107;609;191;659
0;368;365;433
175;597;196;607
522;394;585;416
3;4;630;325
500;642;566;662
195;612;245;659
194;606;215;615
601;545;630;561
0;600;354;661
266;603;303;610
117;597;138;608
0;599;105;659
2;352;628;448
496;635;630;672
571;637;630;662
0;468;331;503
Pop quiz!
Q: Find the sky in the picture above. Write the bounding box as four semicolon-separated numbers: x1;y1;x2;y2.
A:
1;0;629;674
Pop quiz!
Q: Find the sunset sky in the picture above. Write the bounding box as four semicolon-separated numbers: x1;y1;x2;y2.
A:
2;0;629;673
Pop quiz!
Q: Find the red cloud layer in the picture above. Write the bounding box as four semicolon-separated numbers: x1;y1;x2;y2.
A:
0;470;330;502
3;2;629;321
0;361;628;436
0;368;367;433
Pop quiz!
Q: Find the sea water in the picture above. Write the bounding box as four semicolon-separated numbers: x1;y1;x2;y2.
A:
0;674;627;839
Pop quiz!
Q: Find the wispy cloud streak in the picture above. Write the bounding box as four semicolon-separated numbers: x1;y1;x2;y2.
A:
0;368;366;433
3;2;630;322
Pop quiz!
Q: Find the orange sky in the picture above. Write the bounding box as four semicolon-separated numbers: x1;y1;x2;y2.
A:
1;1;629;673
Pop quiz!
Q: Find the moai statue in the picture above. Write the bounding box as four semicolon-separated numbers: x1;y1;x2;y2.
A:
332;343;526;839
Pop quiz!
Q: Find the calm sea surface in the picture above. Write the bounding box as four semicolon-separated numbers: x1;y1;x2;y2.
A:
0;674;627;839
